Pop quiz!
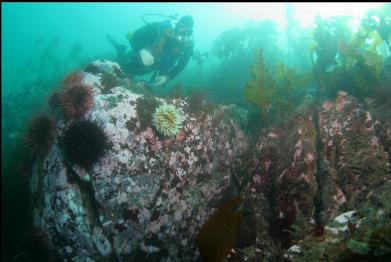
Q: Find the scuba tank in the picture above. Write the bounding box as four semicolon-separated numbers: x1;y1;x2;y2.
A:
141;13;194;55
141;13;179;28
137;13;194;87
126;14;178;44
140;13;194;43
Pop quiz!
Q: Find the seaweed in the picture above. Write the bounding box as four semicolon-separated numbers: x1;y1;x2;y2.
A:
244;49;314;125
244;49;276;123
311;7;390;100
196;196;242;262
186;89;214;114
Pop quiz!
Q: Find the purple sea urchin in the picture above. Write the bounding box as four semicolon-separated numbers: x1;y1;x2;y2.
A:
24;116;56;158
59;119;111;170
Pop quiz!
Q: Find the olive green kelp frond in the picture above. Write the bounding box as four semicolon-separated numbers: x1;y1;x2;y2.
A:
244;49;276;111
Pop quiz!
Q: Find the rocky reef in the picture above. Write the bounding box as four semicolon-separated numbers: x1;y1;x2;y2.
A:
30;60;249;261
226;91;391;261
30;60;391;261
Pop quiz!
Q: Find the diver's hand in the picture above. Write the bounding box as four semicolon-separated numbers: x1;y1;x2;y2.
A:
139;49;154;66
149;75;168;87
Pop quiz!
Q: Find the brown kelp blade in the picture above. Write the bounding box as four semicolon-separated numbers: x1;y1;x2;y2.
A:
196;196;241;262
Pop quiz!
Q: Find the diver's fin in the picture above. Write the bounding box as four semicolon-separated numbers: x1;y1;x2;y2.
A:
106;34;126;55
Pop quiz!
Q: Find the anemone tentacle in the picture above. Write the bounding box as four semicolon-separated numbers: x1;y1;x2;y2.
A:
152;104;185;137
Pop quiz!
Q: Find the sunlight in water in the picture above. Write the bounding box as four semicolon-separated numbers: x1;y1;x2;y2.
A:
222;2;384;29
221;3;287;26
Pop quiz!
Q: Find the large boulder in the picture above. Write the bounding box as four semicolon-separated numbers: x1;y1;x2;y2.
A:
31;60;249;261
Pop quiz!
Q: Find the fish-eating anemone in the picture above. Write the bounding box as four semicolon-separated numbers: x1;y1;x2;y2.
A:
59;118;111;170
152;103;185;137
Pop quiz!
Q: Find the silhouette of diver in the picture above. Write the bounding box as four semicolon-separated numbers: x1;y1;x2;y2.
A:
107;15;194;87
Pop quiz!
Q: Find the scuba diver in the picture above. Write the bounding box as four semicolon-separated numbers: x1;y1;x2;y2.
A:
106;14;194;87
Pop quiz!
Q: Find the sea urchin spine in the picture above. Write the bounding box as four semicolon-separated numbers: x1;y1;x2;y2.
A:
60;82;94;119
24;116;56;159
63;71;85;88
59;119;111;170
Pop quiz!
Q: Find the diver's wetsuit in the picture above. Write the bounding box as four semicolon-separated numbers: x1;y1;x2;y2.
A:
114;20;194;80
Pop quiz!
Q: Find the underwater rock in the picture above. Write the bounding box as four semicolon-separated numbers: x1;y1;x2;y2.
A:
230;91;390;260
31;60;249;261
31;147;103;260
318;93;389;221
30;60;390;261
288;245;302;254
333;210;357;224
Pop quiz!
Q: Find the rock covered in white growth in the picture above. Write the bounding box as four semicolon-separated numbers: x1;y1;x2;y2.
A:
288;245;302;254
333;210;356;224
31;60;249;261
